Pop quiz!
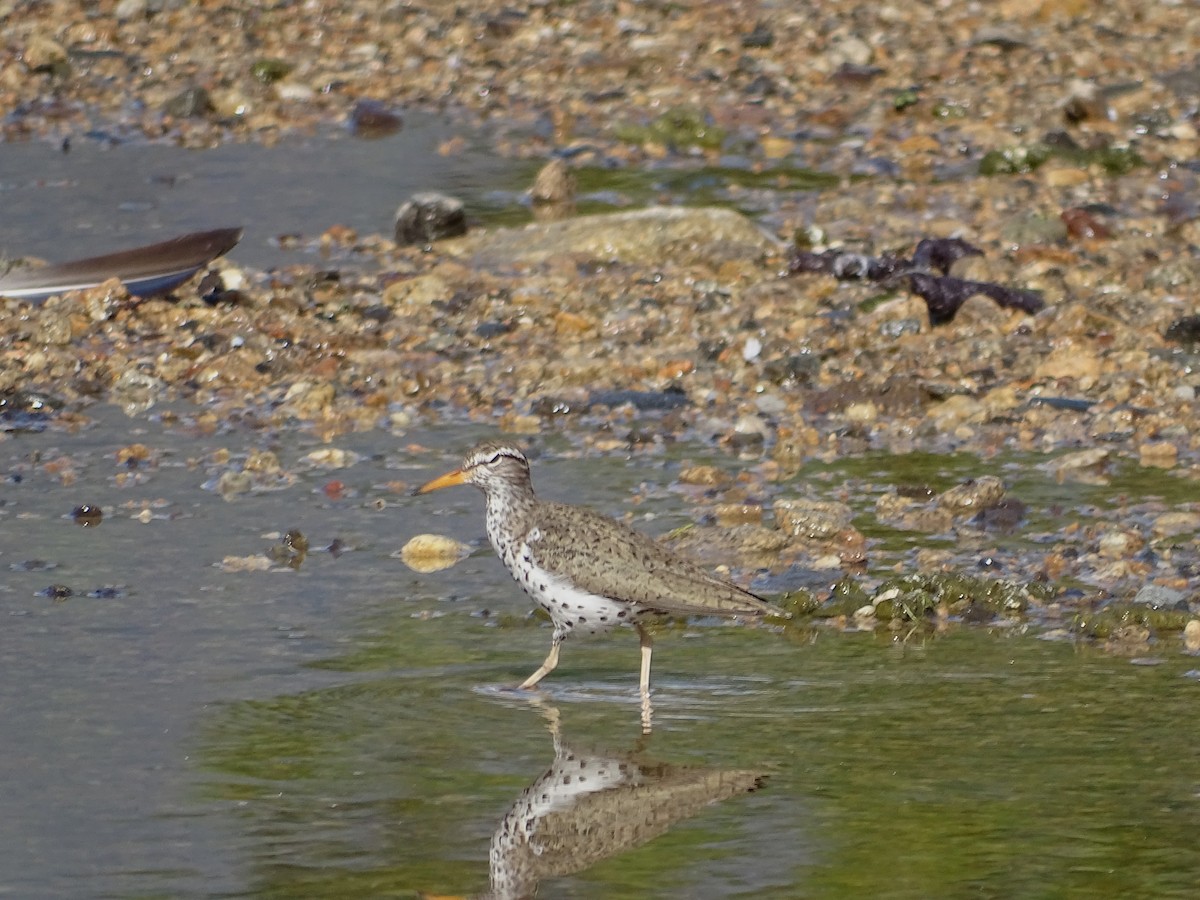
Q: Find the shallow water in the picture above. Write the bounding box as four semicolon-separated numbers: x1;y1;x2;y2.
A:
0;112;534;272
2;408;1199;898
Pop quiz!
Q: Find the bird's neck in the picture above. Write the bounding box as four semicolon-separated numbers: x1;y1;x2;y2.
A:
483;480;538;547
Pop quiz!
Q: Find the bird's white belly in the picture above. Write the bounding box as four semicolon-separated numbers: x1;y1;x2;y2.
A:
501;543;639;638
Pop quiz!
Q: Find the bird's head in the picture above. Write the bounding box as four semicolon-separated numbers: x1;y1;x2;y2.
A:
414;441;532;495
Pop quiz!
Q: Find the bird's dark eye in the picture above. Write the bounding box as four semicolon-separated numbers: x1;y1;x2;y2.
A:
485;453;501;465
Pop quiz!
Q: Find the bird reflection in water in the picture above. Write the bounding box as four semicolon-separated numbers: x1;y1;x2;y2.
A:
428;700;767;900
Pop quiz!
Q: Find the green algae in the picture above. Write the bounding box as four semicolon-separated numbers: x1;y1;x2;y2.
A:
980;141;1143;177
614;104;728;150
1073;602;1194;639
872;572;1046;623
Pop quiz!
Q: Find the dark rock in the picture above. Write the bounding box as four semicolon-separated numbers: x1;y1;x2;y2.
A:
831;63;885;85
961;603;996;623
72;505;103;527
1061;207;1112;240
971;27;1029;50
1042;130;1082;151
1026;396;1094;412
588;387;688;411
163;86;213;118
349;99;403;138
0;389;62;433
483;9;526;38
742;22;774;49
360;304;393;323
474;320;514;339
394;192;467;245
762;353;820;386
973;498;1028;531
1131;584;1187;610
743;74;777;96
728;430;765;450
1165;315;1200;345
250;58;292;84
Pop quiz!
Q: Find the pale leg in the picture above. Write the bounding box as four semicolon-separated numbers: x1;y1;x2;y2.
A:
519;636;561;690
638;625;653;734
638;626;653;694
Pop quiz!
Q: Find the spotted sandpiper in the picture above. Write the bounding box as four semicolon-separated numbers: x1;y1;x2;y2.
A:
415;441;777;705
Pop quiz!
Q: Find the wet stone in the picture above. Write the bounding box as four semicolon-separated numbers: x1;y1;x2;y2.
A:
114;0;149;19
475;320;514;339
23;35;69;75
72;504;103;527
359;304;392;323
11;560;57;572
1152;511;1200;539
741;22;774;49
1164;316;1200;346
530;158;576;204
349;99;403;138
678;465;731;488
1138;441;1178;469
713;503;763;527
111;370;168;414
735;525;791;555
1185;620;1200;652
762;354;820;386
1131;585;1188;610
773;498;853;541
164;86;213;118
250;58;292;85
1097;528;1144;560
728;430;765;452
588;387;688;411
972;498;1027;532
1028;396;1094;413
0;389;62;433
453;206;780;269
936;476;1006;515
394;192;467;245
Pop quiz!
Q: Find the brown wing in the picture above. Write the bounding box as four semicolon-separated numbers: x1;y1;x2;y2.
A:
526;502;774;617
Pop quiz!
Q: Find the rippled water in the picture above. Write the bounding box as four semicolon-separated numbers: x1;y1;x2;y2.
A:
2;407;1199;898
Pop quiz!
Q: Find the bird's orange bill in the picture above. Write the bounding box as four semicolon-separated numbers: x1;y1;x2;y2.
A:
415;468;468;494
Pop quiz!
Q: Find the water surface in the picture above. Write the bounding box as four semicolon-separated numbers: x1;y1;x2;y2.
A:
0;113;533;271
2;409;1198;897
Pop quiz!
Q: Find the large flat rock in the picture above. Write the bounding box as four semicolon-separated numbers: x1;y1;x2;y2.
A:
444;206;784;269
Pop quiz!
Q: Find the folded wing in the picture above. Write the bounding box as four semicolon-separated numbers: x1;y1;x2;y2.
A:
527;503;774;617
